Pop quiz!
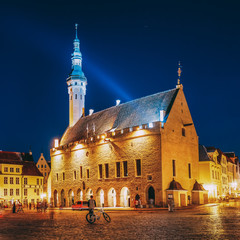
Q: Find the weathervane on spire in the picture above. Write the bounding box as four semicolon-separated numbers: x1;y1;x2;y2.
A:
75;23;78;39
177;61;182;85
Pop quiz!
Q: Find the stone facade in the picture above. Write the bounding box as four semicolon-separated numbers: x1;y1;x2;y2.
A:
51;87;199;208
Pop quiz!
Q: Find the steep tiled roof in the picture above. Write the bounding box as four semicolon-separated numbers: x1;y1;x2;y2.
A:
167;179;186;190
22;162;43;177
192;180;206;191
0;151;22;164
61;88;179;146
199;145;211;162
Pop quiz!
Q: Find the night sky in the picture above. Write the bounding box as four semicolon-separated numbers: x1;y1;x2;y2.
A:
1;1;240;161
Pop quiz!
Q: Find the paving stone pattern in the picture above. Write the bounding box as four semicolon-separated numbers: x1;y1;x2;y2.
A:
1;202;240;240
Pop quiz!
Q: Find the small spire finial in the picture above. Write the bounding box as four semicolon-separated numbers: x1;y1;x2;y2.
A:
75;23;78;39
177;61;182;85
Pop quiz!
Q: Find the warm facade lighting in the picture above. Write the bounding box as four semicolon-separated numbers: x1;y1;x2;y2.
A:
121;129;124;134
54;139;59;148
129;127;133;132
101;135;106;139
148;122;153;128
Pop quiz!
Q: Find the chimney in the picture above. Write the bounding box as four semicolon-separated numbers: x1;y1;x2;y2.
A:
116;99;121;106
160;110;166;122
89;109;94;116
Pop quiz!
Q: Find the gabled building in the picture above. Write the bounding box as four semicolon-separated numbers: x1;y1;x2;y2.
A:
0;151;43;207
51;25;200;208
36;153;51;193
224;152;240;196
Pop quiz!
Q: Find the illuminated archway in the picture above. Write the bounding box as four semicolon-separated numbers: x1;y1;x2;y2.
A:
147;186;155;205
68;189;74;206
85;188;93;200
77;188;83;201
53;190;58;207
108;188;116;207
96;188;104;207
120;187;130;207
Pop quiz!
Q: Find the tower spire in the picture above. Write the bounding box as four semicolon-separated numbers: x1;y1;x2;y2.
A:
176;61;183;89
67;24;87;127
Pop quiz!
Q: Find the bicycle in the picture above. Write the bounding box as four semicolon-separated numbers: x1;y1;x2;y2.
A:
86;208;111;224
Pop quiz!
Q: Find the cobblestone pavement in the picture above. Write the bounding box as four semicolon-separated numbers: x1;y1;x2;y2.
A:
1;201;240;240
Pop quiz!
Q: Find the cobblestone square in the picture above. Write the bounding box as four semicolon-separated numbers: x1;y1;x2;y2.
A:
1;201;240;240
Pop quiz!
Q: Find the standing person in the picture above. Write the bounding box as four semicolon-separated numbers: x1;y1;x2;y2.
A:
29;202;31;210
12;202;16;213
88;195;96;216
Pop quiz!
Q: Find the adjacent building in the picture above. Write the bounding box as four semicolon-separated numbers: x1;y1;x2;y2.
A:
51;25;201;208
36;153;51;194
0;151;44;207
199;145;240;201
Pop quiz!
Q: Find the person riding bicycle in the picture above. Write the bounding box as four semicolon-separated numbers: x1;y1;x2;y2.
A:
88;195;96;216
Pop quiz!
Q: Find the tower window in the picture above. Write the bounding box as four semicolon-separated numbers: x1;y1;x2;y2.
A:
188;163;191;178
172;160;176;177
75;94;77;99
81;82;83;86
80;95;82;100
123;161;128;177
75;82;77;85
71;96;72;100
116;162;121;178
136;159;141;176
105;164;109;178
182;128;186;137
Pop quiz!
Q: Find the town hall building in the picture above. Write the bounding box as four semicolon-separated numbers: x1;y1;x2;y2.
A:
50;25;203;208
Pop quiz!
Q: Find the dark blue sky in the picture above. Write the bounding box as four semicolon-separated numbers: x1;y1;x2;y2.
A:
0;1;240;161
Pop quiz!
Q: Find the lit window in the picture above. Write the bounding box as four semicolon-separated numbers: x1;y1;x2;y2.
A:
16;189;19;196
116;162;121;178
16;177;19;184
188;163;191;178
10;177;13;184
4;177;8;184
24;189;27;196
136;159;141;176
10;168;14;172
4;167;8;172
182;128;186;137
37;189;39;195
99;165;103;179
123;161;128;177
37;179;39;185
172;160;176;177
4;189;7;196
10;189;13;196
16;168;20;173
105;164;109;178
148;122;153;128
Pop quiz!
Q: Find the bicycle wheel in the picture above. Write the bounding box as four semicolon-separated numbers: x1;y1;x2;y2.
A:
103;212;111;222
86;213;96;224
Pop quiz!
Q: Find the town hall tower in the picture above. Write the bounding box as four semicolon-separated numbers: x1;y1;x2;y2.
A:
67;24;87;127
